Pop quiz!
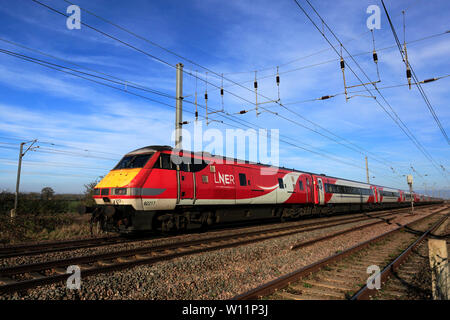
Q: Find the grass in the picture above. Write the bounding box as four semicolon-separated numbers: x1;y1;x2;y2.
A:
0;212;93;245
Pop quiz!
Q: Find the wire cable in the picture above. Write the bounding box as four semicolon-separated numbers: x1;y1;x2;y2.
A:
293;0;448;182
381;0;449;145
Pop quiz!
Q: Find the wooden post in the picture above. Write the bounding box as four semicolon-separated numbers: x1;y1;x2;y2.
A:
428;238;449;300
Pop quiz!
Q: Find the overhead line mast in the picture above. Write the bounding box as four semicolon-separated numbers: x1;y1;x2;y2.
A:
175;63;184;149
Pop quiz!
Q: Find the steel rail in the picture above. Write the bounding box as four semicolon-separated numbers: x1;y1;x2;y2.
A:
0;207;427;294
0;205;422;259
233;205;448;300
351;213;449;299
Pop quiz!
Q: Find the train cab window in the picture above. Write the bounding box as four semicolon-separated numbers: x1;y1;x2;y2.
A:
298;181;304;190
114;152;154;170
180;162;190;172
239;173;247;186
278;178;284;189
153;153;174;170
161;153;173;169
191;158;209;172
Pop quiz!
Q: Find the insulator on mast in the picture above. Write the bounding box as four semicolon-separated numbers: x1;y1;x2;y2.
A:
371;29;380;81
194;70;198;122
276;66;280;101
371;29;378;64
205;72;209;124
254;71;259;117
406;65;412;89
340;44;348;101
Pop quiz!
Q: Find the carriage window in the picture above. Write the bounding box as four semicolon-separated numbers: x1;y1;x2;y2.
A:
299;181;304;190
278;178;284;189
239;173;247;186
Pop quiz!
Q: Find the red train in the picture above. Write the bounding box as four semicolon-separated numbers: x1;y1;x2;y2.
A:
87;145;441;233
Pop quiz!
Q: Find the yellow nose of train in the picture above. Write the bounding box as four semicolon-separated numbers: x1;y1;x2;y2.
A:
95;168;142;188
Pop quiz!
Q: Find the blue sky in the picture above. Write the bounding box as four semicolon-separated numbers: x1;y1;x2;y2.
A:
0;0;448;195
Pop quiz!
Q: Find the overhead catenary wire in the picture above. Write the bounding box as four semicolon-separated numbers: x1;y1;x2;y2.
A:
213;30;449;94
298;0;443;173
0;158;112;171
0;25;406;183
222;6;426;76
0;46;407;186
15;0;437;185
0;43;386;176
33;0;447;177
0;48;176;100
292;0;448;183
283;74;450;106
381;0;449;145
0;135;122;157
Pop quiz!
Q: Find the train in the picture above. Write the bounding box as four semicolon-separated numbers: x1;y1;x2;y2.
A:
83;145;442;233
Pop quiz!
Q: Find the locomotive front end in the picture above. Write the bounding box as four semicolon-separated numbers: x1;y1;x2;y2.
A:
87;146;162;233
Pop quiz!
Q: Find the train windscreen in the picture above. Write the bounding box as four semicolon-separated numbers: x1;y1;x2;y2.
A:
114;152;154;170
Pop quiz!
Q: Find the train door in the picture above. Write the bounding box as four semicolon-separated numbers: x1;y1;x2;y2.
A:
372;186;378;203
177;162;195;205
317;177;325;205
305;176;312;203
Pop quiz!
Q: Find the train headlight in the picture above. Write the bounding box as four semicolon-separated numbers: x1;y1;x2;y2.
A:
113;188;128;195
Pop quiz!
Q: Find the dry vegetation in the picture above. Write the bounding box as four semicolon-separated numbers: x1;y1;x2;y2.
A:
0;213;93;245
0;191;94;245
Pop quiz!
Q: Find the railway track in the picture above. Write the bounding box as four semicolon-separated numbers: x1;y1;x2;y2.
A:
0;236;127;259
0;206;428;294
0;205;431;260
233;205;448;300
370;218;449;300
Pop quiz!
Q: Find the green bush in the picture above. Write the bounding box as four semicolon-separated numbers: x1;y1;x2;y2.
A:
0;191;80;216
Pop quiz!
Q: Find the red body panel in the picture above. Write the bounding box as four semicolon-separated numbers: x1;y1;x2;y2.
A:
94;149;427;207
